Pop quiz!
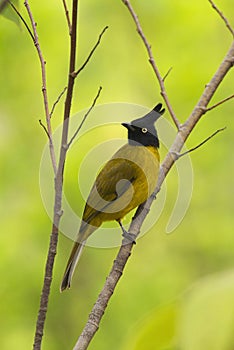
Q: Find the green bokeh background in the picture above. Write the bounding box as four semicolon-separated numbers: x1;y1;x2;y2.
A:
0;1;234;349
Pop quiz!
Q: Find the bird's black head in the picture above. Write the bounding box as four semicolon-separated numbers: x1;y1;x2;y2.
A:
122;103;165;148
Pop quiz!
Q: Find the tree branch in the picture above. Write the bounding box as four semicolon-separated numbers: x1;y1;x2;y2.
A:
73;3;234;349
62;0;71;34
208;0;234;37
162;66;173;82
205;93;234;113
122;0;180;130
50;86;67;118
39;119;50;139
32;1;79;349
72;25;109;78
24;0;57;174
172;127;226;160
73;242;133;350
68;86;102;148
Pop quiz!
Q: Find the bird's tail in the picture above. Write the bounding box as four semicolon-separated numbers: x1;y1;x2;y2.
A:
60;241;86;292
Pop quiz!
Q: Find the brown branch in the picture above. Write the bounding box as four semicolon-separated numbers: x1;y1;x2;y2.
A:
73;242;134;350
205;93;234;112
73;7;234;350
162;66;173;82
122;0;180;130
208;0;234;37
50;86;67;118
32;1;79;349
172;127;226;160
39;119;50;139
24;0;57;175
72;25;109;78
62;0;71;34
68;86;102;148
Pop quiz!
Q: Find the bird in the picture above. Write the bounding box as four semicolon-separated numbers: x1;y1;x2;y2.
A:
60;103;165;291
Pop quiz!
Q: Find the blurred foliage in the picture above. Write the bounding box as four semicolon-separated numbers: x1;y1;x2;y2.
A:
178;270;234;350
122;302;178;350
122;270;234;350
0;0;20;25
0;0;234;349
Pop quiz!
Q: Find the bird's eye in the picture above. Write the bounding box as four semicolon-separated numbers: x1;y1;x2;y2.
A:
142;128;148;133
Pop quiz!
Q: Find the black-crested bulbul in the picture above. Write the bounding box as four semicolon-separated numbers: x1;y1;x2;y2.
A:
61;103;165;291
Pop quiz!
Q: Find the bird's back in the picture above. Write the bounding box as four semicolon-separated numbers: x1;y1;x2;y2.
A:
78;144;160;242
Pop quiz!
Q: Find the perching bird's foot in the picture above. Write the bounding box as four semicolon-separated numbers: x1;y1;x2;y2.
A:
122;231;136;244
117;220;136;243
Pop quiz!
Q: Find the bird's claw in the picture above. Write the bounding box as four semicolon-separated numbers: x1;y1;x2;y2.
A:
122;231;136;244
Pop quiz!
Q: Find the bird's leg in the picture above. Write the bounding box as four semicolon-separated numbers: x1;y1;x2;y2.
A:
117;220;136;244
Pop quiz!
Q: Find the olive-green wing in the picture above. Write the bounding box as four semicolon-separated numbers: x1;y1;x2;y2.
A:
82;157;137;222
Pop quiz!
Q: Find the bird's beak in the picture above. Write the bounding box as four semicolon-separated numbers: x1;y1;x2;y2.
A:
121;122;134;131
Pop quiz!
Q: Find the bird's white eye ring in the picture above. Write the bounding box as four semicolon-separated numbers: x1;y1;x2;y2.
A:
142;128;148;133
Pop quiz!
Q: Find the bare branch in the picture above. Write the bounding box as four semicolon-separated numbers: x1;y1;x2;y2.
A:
72;25;109;78
50;86;67;118
172;127;226;160
206;93;234;113
162;66;173;82
24;0;57;175
208;0;234;37
39;119;50;139
122;0;180;130
62;0;72;34
68;86;102;148
73;241;134;350
33;1;79;349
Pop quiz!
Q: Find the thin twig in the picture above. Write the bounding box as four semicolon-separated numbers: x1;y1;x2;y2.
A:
72;26;109;78
162;66;173;82
7;0;35;42
24;0;57;175
122;0;180;130
208;0;234;37
173;127;226;159
39;119;50;139
68;86;102;148
50;86;67;118
62;0;72;34
206;93;234;112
